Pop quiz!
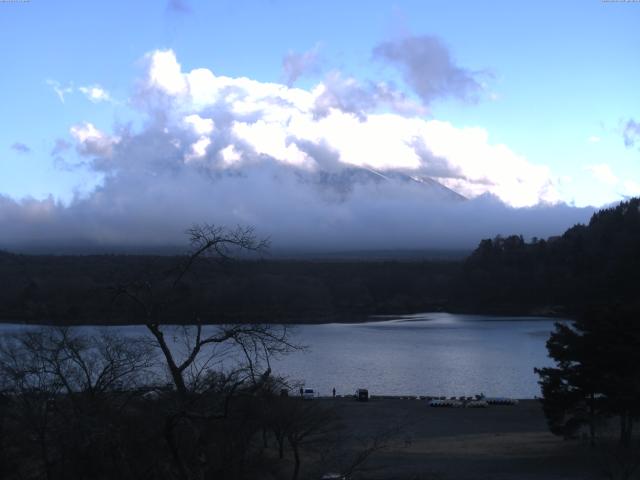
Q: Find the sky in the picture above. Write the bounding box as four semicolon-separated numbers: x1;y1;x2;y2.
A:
0;0;638;251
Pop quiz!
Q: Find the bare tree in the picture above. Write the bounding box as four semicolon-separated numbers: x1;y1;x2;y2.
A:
0;327;156;480
0;330;61;480
1;328;154;398
113;224;295;397
113;224;300;480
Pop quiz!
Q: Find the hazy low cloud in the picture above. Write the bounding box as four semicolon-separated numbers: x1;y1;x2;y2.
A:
623;119;640;148
0;48;595;252
373;35;483;105
0;171;593;252
10;142;31;154
282;45;321;86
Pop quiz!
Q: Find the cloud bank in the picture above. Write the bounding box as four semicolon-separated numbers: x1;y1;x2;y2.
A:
0;49;594;252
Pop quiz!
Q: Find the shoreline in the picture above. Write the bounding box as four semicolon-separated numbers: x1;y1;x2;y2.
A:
0;309;572;327
311;395;540;401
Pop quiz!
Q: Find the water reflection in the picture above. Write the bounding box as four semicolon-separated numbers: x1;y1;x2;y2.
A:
272;313;567;398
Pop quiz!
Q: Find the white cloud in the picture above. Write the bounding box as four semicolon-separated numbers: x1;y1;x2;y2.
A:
46;79;73;103
588;135;601;143
233;120;312;168
622;180;640;197
585;163;618;186
183;114;214;135
78;85;111;103
220;145;242;166
146;49;188;96
70;122;118;157
47;80;112;104
137;49;558;207
182;114;214;162
185;137;211;162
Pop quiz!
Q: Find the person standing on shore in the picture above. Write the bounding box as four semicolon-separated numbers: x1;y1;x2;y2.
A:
332;387;336;398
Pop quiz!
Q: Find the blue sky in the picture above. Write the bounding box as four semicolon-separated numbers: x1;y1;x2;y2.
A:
0;0;638;249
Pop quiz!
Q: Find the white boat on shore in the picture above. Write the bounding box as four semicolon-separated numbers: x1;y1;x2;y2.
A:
485;397;519;405
429;399;463;407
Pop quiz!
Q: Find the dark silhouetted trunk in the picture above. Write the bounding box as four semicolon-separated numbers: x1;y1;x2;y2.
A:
147;325;188;397
588;393;596;446
278;437;284;459
39;430;52;480
290;441;300;480
164;416;190;480
619;412;633;447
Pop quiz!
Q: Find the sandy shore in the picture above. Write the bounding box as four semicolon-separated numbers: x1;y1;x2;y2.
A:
323;398;603;480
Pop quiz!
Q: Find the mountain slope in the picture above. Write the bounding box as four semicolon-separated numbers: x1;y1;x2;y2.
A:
304;166;467;202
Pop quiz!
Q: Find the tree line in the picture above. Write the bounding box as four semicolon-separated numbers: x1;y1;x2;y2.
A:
458;198;640;314
0;251;459;325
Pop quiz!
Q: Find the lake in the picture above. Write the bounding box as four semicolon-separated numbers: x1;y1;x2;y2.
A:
272;313;566;399
0;313;566;399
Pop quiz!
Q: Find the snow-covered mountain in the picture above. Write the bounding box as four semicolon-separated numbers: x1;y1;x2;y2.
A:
304;166;466;202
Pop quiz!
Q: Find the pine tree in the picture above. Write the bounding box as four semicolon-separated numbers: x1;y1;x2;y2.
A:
536;306;640;446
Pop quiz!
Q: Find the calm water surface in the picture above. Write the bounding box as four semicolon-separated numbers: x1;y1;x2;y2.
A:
272;313;566;399
0;313;565;399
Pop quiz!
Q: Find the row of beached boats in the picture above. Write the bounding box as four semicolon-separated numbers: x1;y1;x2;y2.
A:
428;396;519;408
